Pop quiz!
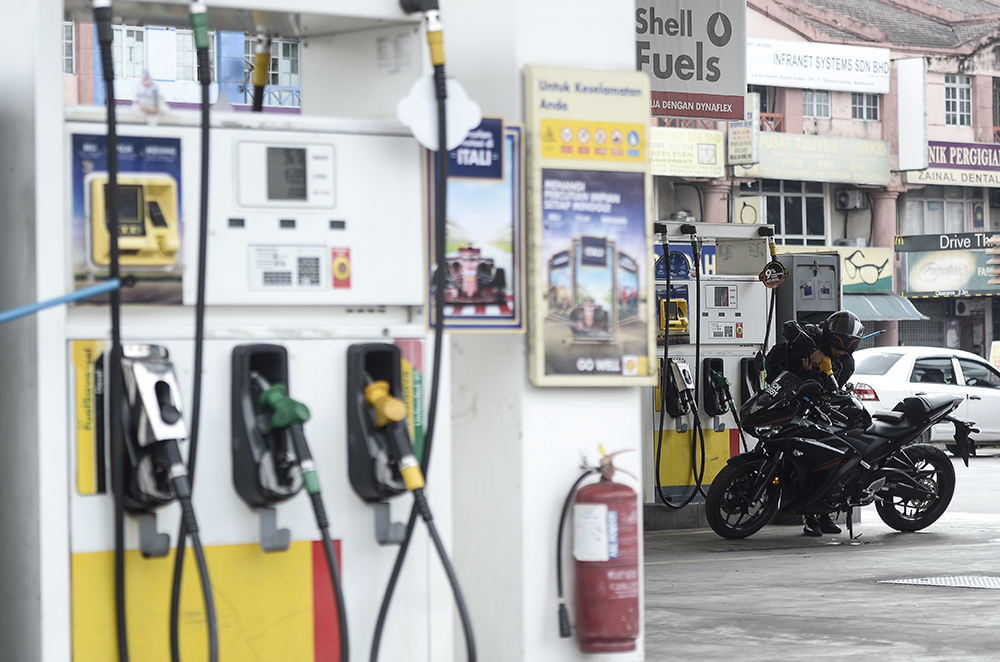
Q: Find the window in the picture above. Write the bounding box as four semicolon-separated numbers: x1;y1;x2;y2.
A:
803;90;830;119
113;26;144;79
63;23;75;74
945;74;972;126
177;30;216;82
904;186;982;235
764;179;826;246
958;359;1000;388
243;36;301;106
909;357;957;385
854;352;903;376
851;93;880;121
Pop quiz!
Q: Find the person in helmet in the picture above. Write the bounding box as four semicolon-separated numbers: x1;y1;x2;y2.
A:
763;310;865;537
764;310;864;390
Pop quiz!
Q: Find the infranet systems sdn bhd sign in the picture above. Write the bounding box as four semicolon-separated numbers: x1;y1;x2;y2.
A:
746;39;889;93
906;141;1000;187
636;0;747;120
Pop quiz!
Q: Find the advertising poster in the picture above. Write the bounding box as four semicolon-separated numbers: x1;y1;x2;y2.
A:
71;133;184;304
525;65;655;386
427;121;525;332
896;231;1000;297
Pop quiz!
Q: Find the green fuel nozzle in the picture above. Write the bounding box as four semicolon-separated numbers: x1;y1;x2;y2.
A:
257;382;310;432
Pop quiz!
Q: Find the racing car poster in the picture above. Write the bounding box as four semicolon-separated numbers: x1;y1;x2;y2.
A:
426;121;525;332
525;65;655;386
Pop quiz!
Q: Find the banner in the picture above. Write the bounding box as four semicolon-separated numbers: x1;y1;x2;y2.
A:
746;39;890;93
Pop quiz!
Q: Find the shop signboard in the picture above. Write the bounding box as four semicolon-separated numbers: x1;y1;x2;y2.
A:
525;65;656;386
746;39;890;93
906;141;1000;188
727;92;759;165
649;127;725;177
636;0;747;120
734;133;890;185
896;232;1000;297
776;246;892;293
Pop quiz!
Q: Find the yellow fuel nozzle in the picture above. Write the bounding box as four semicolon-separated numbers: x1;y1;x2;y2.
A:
364;380;407;428
819;355;833;376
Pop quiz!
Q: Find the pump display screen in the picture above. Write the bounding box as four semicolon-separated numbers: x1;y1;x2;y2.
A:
105;183;146;236
267;147;308;200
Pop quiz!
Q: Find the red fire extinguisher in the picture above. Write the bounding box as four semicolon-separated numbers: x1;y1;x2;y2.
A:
557;452;640;653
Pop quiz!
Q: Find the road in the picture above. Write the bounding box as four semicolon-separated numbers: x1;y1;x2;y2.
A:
644;449;1000;661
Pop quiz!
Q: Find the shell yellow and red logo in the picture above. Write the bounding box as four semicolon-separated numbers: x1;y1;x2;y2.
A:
332;248;351;288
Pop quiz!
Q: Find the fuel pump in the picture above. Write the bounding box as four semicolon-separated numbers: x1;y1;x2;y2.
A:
555;451;639;652
231;343;349;662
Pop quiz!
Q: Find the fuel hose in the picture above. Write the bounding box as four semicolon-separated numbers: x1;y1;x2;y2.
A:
169;2;218;661
92;3;128;659
370;7;476;660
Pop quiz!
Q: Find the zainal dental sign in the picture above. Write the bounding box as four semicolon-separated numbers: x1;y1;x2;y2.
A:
907;141;1000;187
636;0;747;120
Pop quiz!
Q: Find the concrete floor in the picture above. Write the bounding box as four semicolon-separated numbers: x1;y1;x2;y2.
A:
644;449;1000;661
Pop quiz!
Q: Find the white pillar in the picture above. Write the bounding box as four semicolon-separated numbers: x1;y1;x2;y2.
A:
445;1;645;659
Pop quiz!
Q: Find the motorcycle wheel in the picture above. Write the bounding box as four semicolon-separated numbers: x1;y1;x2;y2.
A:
706;462;779;539
875;444;956;532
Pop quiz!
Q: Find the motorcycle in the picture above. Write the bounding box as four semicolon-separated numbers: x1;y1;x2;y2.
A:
706;371;978;539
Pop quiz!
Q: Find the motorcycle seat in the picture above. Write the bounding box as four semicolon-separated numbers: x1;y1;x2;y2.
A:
893;394;959;422
864;417;916;439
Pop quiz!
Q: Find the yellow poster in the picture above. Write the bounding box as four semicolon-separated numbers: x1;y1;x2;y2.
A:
72;340;105;495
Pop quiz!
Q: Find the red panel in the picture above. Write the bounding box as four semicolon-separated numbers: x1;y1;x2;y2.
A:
313;539;342;662
730;428;740;458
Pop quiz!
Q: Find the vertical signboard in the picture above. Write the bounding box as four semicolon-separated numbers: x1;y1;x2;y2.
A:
525;66;656;386
727;92;759;165
636;0;747;120
897;58;928;172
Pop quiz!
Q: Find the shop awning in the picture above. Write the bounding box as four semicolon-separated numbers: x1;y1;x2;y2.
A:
843;294;928;322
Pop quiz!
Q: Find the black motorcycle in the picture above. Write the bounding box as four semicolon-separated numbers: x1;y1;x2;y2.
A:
706;371;978;539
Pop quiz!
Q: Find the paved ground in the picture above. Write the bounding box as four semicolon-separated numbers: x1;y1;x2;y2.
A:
644;449;1000;661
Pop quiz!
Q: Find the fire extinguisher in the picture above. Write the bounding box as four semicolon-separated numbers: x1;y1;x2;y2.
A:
556;451;640;653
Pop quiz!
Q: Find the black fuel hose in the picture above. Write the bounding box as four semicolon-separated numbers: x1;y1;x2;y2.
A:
169;27;217;662
370;22;476;661
93;4;127;660
555;468;598;637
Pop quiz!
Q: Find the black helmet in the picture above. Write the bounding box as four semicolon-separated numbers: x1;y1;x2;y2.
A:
823;310;864;353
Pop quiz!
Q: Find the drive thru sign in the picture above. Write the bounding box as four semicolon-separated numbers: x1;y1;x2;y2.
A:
636;0;747;120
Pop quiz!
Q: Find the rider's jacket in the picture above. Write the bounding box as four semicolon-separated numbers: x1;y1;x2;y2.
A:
764;321;855;387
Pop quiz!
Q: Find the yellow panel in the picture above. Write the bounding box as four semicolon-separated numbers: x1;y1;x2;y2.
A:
71;340;104;496
72;542;314;662
654;427;730;487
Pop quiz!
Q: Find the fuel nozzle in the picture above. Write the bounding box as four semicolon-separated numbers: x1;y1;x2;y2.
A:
364;380;425;492
819;355;839;391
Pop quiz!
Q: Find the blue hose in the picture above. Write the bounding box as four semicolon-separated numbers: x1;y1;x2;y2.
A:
0;279;121;326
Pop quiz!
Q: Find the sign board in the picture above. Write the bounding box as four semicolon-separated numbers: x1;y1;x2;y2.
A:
734;196;764;224
649;127;725;177
906;141;1000;188
776;245;892;293
447;117;504;179
525;65;656;387
636;0;747;120
897;58;928;172
727;92;759;165
746;39;890;93
734;133;890;186
896;232;1000;297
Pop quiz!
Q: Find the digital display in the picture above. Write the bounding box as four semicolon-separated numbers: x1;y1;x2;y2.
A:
105;183;145;236
267;147;308;201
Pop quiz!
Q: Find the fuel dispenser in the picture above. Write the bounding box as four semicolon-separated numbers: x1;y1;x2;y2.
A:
62;5;465;661
645;221;773;526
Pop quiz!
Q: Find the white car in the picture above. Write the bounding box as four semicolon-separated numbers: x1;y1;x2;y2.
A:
850;347;1000;449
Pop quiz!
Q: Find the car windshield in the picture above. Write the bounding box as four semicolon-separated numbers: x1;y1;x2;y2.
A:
855;352;903;375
